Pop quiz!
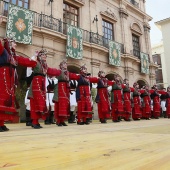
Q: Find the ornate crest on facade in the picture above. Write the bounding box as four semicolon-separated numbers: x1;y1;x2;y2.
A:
15;18;26;33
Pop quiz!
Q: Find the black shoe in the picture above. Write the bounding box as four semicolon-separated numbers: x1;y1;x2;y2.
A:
61;122;68;126
44;122;51;125
84;121;90;125
68;120;76;123
32;124;40;129
38;124;43;128
101;120;107;123
68;120;73;123
134;118;140;121
51;122;56;124
26;122;32;126
77;122;84;125
0;127;4;132
1;125;9;131
56;123;62;126
125;119;131;122
113;120;120;122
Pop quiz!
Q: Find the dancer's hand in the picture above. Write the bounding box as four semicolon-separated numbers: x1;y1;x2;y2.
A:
35;50;39;57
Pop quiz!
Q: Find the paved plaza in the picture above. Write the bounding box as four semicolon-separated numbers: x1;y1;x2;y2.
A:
1;118;170;170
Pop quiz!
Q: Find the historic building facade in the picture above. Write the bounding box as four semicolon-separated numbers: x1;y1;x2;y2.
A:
154;18;170;88
0;0;157;87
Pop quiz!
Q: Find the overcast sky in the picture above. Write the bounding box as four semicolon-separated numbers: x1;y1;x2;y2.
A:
145;0;170;46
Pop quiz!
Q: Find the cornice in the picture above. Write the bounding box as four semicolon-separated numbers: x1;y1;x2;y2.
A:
122;0;152;21
91;59;101;67
90;0;96;3
63;0;85;7
100;8;118;22
122;54;141;63
149;62;159;69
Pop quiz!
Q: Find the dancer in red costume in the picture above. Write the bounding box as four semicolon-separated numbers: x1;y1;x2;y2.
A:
150;85;162;119
49;60;80;126
28;49;58;129
165;86;170;118
110;75;125;122
52;60;72;126
95;70;114;123
140;85;151;120
0;38;36;132
160;88;167;118
150;85;167;119
131;82;142;120
73;64;98;125
50;63;98;125
122;79;132;121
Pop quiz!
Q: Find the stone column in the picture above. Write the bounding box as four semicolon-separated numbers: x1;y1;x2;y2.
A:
119;8;129;54
143;23;152;62
149;63;158;86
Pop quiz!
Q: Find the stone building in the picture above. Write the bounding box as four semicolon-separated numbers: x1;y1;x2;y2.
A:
0;0;157;87
153;18;170;88
0;0;159;121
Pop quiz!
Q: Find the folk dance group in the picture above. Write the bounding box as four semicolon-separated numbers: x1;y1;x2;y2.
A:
0;38;170;132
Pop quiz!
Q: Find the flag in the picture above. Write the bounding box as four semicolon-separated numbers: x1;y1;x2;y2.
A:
6;4;34;44
140;52;149;74
66;25;83;59
109;41;121;66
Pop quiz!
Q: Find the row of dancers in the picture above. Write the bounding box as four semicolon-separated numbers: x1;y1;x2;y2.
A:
0;38;169;132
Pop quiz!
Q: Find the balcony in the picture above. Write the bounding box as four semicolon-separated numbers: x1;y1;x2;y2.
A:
128;0;139;8
0;0;124;54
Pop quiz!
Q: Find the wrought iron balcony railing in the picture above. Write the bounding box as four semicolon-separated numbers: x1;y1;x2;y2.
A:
133;49;140;59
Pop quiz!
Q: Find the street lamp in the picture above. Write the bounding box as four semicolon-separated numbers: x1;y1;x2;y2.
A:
92;15;99;43
48;0;54;17
92;15;98;34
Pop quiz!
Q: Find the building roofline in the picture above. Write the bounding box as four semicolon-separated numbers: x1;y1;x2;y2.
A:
155;17;170;26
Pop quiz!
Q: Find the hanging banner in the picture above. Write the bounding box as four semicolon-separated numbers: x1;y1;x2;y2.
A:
6;4;34;44
109;41;121;66
140;52;149;74
66;25;83;59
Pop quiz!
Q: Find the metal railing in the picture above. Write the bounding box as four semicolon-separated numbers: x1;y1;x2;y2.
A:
34;13;62;33
131;50;150;63
133;49;140;59
0;0;124;54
